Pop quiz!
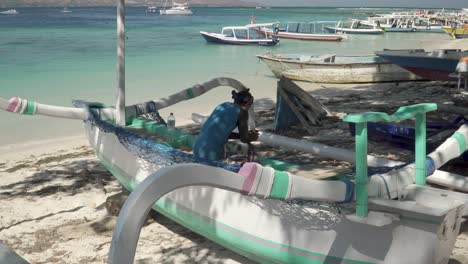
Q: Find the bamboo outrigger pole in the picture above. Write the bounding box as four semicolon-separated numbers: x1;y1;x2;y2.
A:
116;0;126;126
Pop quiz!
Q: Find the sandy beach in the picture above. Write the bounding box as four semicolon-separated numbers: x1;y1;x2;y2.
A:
2;71;468;263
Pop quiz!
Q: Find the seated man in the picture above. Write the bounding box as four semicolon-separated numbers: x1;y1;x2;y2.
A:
193;89;259;161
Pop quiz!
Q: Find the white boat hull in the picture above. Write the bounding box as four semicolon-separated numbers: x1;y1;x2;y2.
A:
85;116;463;264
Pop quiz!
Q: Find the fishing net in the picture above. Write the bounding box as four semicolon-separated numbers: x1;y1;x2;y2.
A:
80;103;241;173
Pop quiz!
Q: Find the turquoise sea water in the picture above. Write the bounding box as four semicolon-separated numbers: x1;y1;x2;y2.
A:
0;7;450;146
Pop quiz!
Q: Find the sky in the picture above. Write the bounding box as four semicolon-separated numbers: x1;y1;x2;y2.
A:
254;0;467;9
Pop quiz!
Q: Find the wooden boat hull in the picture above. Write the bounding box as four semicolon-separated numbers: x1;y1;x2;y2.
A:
375;49;468;81
84;113;463;264
257;54;422;83
200;31;278;46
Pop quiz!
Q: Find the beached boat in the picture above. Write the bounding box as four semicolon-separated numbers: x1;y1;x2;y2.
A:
257;22;345;41
0;9;19;15
375;49;468;81
200;24;279;46
256;53;422;83
2;2;468;263
159;1;192;15
3;84;468;264
323;20;384;35
442;25;468;39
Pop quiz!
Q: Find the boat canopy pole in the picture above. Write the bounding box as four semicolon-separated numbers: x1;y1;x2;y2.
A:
116;0;126;126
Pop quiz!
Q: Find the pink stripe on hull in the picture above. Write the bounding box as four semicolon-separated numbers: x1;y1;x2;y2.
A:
7;97;19;112
195;84;206;94
238;162;258;194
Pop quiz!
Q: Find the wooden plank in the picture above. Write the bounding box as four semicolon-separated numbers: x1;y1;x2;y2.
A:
280;77;331;116
292;96;321;125
278;87;316;134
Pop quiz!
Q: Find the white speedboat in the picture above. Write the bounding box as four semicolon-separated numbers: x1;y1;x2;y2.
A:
1;9;19;15
159;1;192;15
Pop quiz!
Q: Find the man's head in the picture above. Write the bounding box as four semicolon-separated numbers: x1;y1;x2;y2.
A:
232;89;254;110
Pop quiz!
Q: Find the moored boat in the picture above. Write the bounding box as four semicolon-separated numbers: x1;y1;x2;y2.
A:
159;1;192;15
60;7;72;13
257;53;422;83
258;22;345;41
442;25;468;39
323;20;384;35
0;9;19;15
375;49;468;81
146;6;158;13
201;24;279;46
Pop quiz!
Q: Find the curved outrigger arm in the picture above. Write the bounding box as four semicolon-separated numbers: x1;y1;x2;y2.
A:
0;77;253;123
107;163;352;264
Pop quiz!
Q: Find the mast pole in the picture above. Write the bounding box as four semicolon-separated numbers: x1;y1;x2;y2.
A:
116;0;126;126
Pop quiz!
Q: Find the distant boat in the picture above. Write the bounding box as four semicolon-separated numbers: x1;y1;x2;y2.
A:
375;49;468;81
323;20;384;34
146;6;158;13
60;7;72;13
257;53;422;83
159;1;192;15
442;25;468;39
200;24;279;46
257;22;345;41
0;9;19;15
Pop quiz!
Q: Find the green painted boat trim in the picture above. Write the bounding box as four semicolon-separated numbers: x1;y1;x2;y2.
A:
185;88;195;98
95;150;376;264
23;101;36;115
270;170;289;199
127;117;299;171
342;103;437;124
452;132;467;154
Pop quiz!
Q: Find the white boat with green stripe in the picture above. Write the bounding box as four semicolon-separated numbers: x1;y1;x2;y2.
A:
3;82;468;264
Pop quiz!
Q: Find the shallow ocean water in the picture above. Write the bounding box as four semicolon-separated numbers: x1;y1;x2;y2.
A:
0;7;450;145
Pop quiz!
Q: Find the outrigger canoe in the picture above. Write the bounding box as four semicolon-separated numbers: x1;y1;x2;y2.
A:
3;78;468;264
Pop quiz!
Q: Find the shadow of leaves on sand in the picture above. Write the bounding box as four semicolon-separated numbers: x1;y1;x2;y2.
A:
0;156;114;200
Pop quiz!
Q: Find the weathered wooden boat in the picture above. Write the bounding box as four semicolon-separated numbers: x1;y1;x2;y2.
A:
323;20;384;35
442;25;468;39
200;24;279;46
375;49;468;81
257;22;345;41
256;53;422;83
3;2;468;263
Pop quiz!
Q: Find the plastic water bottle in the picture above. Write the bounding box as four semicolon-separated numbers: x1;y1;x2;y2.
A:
167;113;176;128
